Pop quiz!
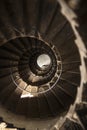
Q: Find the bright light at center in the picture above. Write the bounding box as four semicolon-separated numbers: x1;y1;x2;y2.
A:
37;54;51;68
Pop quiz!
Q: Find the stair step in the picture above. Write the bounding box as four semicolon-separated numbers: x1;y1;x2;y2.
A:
58;79;77;99
60;72;80;87
44;91;64;116
53;86;73;109
0;47;20;59
27;97;39;118
62;61;80;73
16;97;28;116
0;82;17;104
5;87;22;112
0;67;18;78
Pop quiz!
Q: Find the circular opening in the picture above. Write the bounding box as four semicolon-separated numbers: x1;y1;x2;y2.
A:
37;54;51;69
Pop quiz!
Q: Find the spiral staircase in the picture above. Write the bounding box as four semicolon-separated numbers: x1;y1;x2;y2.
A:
0;0;87;130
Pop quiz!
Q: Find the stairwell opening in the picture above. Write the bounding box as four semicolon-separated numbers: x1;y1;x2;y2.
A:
37;54;51;70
